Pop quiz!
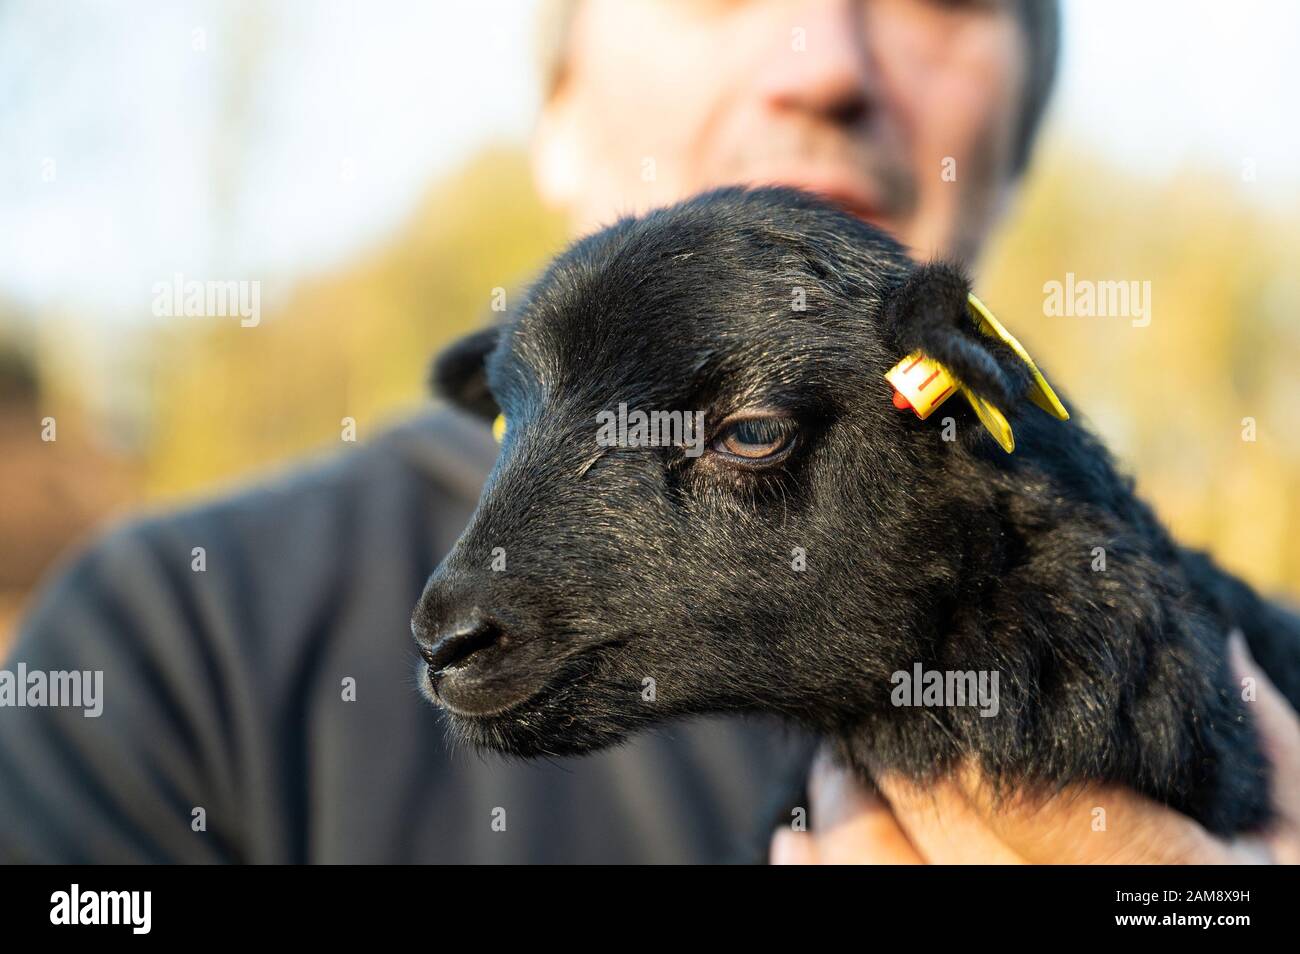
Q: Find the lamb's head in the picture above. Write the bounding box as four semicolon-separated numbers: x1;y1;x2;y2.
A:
412;186;1054;757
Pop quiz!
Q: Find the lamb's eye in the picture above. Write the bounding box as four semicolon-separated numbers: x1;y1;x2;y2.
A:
713;416;797;464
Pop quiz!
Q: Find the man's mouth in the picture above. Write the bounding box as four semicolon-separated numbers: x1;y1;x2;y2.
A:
803;185;887;228
715;137;913;234
748;171;893;232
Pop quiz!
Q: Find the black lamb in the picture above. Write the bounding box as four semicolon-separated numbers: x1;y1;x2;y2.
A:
414;186;1300;836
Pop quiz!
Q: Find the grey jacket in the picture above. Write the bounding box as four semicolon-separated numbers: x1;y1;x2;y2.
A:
0;408;810;863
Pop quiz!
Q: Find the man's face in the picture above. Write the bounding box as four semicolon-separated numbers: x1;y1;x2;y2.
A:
533;0;1028;262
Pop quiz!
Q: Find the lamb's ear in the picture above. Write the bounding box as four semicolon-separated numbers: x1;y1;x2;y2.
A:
430;325;500;419
883;262;1030;410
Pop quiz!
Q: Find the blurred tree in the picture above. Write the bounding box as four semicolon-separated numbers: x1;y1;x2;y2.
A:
980;146;1300;591
143;146;566;497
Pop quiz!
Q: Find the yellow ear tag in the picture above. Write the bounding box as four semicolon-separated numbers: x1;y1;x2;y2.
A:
884;293;1068;453
492;414;507;443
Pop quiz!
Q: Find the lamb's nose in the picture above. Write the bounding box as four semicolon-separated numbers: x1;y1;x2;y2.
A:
416;608;504;675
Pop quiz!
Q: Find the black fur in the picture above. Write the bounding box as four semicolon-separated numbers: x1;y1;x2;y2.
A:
414;186;1300;836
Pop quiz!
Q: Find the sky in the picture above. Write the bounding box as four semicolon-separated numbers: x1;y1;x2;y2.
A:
2;0;1298;321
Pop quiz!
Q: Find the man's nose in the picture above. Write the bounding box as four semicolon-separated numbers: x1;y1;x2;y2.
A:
757;0;877;125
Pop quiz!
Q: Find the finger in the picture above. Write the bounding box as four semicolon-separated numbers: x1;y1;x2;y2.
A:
1231;632;1300;862
807;753;924;864
808;747;878;829
1231;633;1300;816
770;828;819;865
875;770;1025;864
954;766;1241;864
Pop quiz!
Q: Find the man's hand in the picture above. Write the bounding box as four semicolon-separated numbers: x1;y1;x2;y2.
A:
771;634;1300;864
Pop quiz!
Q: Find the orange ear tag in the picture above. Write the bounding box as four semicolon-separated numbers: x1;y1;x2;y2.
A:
884;294;1068;453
